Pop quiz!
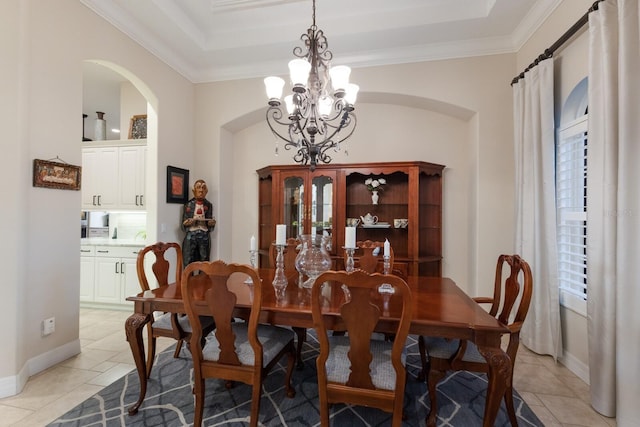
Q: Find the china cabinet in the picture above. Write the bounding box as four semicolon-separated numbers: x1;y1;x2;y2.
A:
256;161;444;276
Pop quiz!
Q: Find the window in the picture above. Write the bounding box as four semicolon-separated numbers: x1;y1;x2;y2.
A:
556;78;588;316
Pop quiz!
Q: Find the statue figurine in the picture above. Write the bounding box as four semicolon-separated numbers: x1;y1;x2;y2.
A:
181;179;216;266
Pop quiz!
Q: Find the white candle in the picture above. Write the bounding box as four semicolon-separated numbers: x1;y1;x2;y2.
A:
250;235;256;251
384;238;390;257
275;224;286;245
345;226;356;249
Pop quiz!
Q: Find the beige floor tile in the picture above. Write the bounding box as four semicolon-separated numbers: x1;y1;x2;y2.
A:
0;366;100;411
513;361;576;396
526;403;563;426
538;394;612;426
86;363;135;387
0;404;33;427
9;383;104;427
59;347;119;370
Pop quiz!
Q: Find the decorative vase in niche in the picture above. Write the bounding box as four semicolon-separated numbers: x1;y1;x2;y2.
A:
371;190;379;205
295;234;332;288
94;111;106;141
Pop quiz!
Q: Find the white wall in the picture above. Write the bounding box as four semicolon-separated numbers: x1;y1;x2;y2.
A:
0;0;195;396
194;53;516;299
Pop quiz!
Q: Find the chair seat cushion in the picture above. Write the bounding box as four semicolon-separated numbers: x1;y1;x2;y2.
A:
153;313;192;333
422;336;486;363
325;336;407;390
202;323;294;366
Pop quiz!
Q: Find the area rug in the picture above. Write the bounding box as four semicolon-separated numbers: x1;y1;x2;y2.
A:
48;333;543;426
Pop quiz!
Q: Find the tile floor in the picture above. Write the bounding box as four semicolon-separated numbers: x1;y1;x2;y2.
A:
0;308;617;427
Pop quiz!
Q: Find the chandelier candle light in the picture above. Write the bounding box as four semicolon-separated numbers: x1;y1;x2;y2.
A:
264;0;359;171
344;226;357;272
272;225;288;300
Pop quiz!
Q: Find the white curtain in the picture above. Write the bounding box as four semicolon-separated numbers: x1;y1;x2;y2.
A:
587;0;640;422
512;59;563;359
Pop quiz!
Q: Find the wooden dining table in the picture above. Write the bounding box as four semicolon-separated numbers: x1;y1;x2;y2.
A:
124;268;511;427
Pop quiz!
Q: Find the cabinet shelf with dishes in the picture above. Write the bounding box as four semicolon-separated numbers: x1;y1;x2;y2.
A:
257;161;444;276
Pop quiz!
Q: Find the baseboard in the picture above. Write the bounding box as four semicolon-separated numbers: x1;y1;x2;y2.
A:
559;349;590;385
0;339;81;399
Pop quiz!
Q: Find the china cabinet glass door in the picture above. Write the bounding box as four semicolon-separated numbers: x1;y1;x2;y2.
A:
283;175;304;237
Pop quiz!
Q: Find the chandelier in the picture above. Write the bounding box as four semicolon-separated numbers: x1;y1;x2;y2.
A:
264;0;358;171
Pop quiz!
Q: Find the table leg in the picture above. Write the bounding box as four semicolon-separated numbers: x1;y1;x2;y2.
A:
476;345;512;427
125;312;152;415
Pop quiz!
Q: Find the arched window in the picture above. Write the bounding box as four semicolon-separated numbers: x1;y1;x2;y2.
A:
556;77;588;316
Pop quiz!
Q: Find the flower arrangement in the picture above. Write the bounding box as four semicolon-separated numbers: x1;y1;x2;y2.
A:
365;177;386;192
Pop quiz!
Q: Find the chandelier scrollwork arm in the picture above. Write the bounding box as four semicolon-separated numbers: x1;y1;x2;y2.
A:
263;0;359;171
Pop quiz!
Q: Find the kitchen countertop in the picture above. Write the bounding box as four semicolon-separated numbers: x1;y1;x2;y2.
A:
81;238;146;247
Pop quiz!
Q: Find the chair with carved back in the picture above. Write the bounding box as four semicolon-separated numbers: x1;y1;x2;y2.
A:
344;240;395;274
136;242;214;378
181;260;296;427
268;237;306;368
418;254;533;427
311;270;413;427
268;237;300;272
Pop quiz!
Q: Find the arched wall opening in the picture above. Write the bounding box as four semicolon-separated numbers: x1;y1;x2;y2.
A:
82;60;159;243
217;93;481;292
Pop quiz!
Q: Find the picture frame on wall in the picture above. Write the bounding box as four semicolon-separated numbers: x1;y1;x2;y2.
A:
128;114;147;139
33;159;81;190
166;165;189;204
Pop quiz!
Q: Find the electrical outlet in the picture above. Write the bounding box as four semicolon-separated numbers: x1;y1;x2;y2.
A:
43;317;55;336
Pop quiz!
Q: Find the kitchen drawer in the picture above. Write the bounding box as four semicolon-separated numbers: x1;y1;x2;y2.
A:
94;245;143;259
80;245;95;256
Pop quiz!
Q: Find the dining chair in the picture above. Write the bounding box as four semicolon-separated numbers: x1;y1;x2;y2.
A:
418;254;533;427
181;260;296;427
311;270;413;427
136;242;213;378
345;240;394;274
269;237;306;368
268;237;300;272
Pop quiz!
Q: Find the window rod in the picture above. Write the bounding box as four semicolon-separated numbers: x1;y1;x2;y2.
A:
511;0;605;85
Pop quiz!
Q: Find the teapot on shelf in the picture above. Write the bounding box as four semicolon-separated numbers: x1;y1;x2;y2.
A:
360;213;378;225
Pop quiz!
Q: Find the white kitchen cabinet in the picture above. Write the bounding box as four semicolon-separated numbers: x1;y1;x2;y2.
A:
80;245;95;302
81;141;146;211
84;245;143;307
81;146;119;209
118;145;146;210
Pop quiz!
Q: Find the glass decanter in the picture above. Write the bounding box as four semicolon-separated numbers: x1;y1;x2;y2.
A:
295;234;332;288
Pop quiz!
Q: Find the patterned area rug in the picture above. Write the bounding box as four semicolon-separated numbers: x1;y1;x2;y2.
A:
48;333;543;426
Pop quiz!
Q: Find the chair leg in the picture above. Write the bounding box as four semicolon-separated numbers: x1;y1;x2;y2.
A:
426;368;447;427
293;327;306;369
192;377;205;427
504;384;518;426
173;339;183;358
284;342;297;398
417;335;428;381
145;327;157;379
249;379;262;427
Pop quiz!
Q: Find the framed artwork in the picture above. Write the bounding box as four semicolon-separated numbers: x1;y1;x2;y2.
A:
33;159;81;190
166;165;189;204
128;114;147;139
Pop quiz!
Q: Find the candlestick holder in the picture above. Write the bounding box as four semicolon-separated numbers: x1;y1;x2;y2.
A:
272;244;288;301
378;254;395;294
343;246;357;272
244;249;258;284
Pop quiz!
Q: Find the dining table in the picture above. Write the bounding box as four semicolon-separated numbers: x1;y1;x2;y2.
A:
124;268;511;427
